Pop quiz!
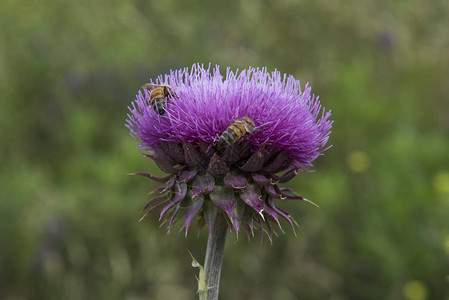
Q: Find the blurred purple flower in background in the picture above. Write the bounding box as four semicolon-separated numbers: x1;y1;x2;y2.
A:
127;64;333;240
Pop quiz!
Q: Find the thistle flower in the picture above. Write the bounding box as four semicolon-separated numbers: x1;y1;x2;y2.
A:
126;64;332;240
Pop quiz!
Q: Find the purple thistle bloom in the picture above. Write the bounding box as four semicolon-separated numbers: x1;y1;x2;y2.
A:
127;64;332;240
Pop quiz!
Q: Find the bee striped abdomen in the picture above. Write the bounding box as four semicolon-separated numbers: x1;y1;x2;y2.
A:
153;99;166;115
217;118;255;149
218;127;238;148
150;88;166;115
142;84;176;116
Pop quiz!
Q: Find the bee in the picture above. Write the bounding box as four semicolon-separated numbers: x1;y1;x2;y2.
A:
141;83;176;115
217;117;256;149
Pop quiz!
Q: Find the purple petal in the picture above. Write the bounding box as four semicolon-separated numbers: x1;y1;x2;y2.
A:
251;173;270;186
142;194;168;212
177;169;197;183
151;186;166;194
262;151;289;173
259;146;277;163
159;182;188;219
167;205;181;233
143;153;182;174
185;194;204;234
263;205;282;230
224;173;248;189
207;154;229;175
209;185;236;220
128;172;173;183
153;147;175;164
183;143;204;167
239;152;264;172
191;174;215;196
160;175;176;192
203;199;218;232
222;145;240;164
139;199;169;222
265;185;281;199
199;141;215;158
270;169;297;184
278;187;317;206
161;142;185;163
222;142;251;164
279;187;296;193
239;184;264;214
267;197;296;235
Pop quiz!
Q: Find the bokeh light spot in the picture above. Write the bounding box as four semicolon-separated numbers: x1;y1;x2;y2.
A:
433;172;449;194
347;151;370;172
403;280;428;300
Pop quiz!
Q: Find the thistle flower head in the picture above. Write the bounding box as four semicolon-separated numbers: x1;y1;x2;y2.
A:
126;64;332;240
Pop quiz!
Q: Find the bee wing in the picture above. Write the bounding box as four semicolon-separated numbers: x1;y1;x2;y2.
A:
142;83;177;98
141;83;162;90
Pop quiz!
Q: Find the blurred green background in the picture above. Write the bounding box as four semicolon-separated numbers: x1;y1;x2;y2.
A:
1;0;448;299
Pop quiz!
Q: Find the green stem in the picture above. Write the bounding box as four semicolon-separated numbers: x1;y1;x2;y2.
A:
202;213;228;300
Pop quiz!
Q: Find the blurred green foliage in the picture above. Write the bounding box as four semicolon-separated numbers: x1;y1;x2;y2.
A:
1;0;449;299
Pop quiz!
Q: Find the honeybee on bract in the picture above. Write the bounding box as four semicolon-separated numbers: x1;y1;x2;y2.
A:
141;83;176;115
217;117;256;149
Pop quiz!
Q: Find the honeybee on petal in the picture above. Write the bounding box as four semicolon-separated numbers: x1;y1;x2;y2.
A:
141;83;176;115
217;117;256;149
